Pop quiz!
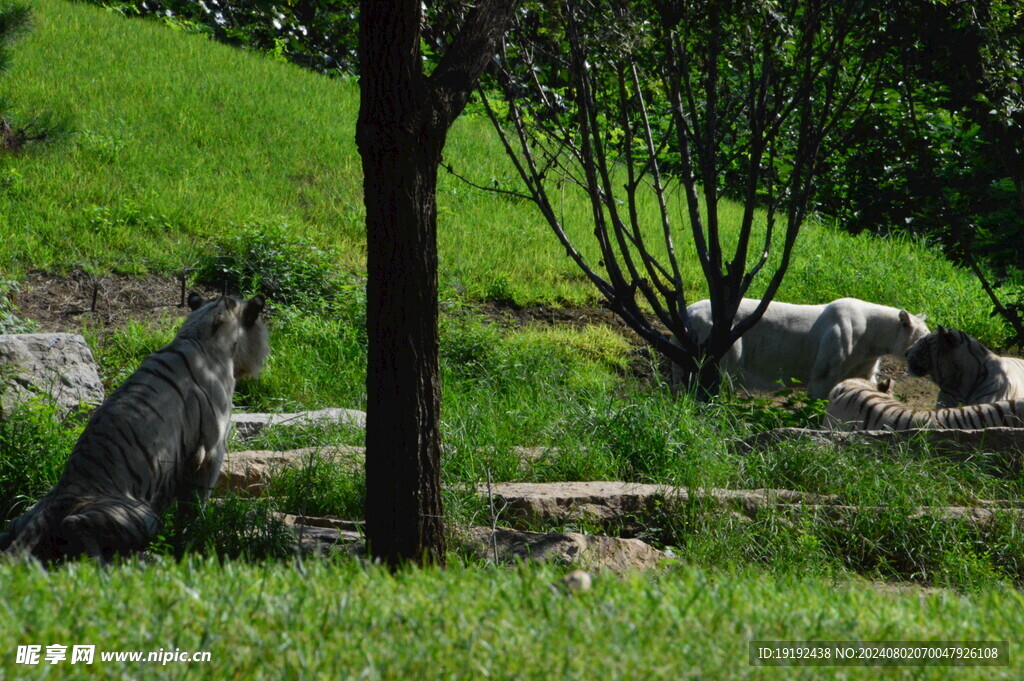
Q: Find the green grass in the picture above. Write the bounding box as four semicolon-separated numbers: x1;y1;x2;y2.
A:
0;0;1009;344
1;3;1023;675
1;557;1021;680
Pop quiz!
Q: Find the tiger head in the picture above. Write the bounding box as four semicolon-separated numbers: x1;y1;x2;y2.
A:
185;293;270;379
892;309;930;356
905;326;993;401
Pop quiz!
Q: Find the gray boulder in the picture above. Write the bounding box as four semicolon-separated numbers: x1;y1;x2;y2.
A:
0;333;104;415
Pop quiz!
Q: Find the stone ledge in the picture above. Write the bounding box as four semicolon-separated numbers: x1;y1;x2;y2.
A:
231;408;367;439
217;446;365;495
743;427;1024;475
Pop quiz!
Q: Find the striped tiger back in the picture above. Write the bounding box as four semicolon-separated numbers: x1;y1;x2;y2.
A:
0;294;269;562
826;378;1024;431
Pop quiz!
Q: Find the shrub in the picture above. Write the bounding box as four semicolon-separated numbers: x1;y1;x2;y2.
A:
196;222;364;314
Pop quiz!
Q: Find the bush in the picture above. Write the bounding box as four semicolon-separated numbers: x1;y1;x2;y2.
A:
196;222;364;314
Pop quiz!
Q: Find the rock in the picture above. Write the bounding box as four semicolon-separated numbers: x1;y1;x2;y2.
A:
230;408;367;439
481;481;838;529
462;525;664;572
744;427;1024;476
277;514;365;535
481;480;1023;532
277;513;363;557
216;446;365;495
557;569;593;592
0;333;105;415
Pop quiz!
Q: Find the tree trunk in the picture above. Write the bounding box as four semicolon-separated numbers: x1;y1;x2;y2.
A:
357;0;518;568
358;0;446;568
360;138;447;567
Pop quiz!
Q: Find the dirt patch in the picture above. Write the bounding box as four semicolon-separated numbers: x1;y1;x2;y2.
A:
879;356;938;410
476;300;629;331
12;271;224;336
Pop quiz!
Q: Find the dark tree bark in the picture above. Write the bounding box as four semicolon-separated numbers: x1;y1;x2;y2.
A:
357;0;518;568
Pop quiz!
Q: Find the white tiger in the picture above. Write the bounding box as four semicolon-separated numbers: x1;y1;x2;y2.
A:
673;297;929;399
826;377;1024;431
905;326;1024;407
0;294;269;562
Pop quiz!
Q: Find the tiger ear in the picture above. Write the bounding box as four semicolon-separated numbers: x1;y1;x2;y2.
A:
242;295;265;328
187;292;204;311
899;309;911;327
877;377;892;393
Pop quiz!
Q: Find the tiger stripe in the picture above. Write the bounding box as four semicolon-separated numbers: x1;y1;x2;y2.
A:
826;378;1024;431
0;294;269;562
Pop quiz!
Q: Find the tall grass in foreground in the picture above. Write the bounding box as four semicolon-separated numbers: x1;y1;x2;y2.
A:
0;0;1008;344
0;557;1021;680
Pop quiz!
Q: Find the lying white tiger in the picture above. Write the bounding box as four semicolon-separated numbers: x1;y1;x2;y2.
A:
674;297;928;399
826;378;1024;431
905;326;1024;407
0;294;269;562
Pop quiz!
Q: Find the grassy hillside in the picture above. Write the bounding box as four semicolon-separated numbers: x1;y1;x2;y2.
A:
0;0;1007;342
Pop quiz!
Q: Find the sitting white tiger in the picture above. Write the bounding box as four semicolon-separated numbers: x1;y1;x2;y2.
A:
0;294;269;562
674;297;929;399
826;377;1024;431
905;326;1024;407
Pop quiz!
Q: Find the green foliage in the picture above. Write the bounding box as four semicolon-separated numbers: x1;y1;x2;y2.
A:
84;317;177;390
196;222;361;312
82;0;361;76
174;495;296;560
718;391;829;432
0;278;36;333
0;1;69;152
265;449;365;519
1;558;1022;680
0;1;30;82
0;0;1005;349
235;305;366;411
0;399;80;522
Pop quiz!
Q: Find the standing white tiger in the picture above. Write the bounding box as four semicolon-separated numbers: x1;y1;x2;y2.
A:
905;326;1024;407
826;377;1024;431
0;294;269;562
674;297;929;398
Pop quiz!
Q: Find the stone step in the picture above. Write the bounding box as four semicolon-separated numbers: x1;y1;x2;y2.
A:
480;480;1023;530
217;446;365;495
744;427;1024;476
480;480;839;526
230;408;367;439
276;513;665;571
459;526;665;572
